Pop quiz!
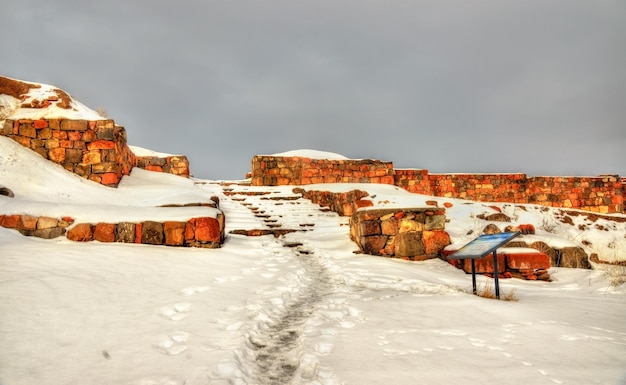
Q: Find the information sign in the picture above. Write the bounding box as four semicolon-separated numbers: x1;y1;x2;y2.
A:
448;232;521;299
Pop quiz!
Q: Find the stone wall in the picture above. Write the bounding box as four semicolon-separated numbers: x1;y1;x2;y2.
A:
251;155;395;186
0;213;225;248
248;155;623;213
350;207;450;260
1;118;191;186
135;154;190;177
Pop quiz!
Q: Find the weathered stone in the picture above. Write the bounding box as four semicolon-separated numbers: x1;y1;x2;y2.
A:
425;214;446;230
31;227;65;239
482;224;501;234
394;231;424;258
92;162;116;173
82;151;101;164
422;230;451;255
66;223;93;242
60;120;88;131
399;219;423;233
36;216;59;229
380;216;398;235
96;127;115;140
141;221;164;245
462;254;506;274
48;147;66;163
0;186;14;197
73;163;91;177
558;247;590;269
506;253;550;270
19;124;36;138
19;215;38;230
361;235;388;255
164;221;186;246
195;217;221;243
359;220;381;236
0;214;20;228
100;173;119;186
87;140;116;150
115;222;135;243
94;222;116;242
484;213;511;222
65;148;84;163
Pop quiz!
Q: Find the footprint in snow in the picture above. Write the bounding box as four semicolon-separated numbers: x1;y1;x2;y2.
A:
159;303;191;321
154;331;190;355
177;286;209;296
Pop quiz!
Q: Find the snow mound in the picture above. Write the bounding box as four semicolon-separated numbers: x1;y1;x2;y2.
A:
271;149;349;160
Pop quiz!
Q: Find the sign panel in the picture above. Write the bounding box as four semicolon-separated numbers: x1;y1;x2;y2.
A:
448;232;520;260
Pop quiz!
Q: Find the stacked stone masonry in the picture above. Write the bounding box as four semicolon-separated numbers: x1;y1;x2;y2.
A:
350;207;451;261
250;156;623;213
1;119;190;187
0;213;225;248
251;155;395;186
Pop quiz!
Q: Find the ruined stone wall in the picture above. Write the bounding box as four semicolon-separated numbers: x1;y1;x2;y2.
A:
250;155;395;186
1;118;191;186
253;157;623;213
428;173;528;203
527;175;623;213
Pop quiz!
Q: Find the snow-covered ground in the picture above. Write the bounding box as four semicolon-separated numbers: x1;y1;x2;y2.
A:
1;135;625;385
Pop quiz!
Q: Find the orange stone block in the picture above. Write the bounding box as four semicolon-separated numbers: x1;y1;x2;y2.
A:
185;219;196;241
101;173;119;186
0;214;21;228
194;217;221;242
422;230;451;255
66;223;93;242
506;253;550;270
135;223;142;243
462;254;506;274
87;140;116;150
19;215;38;230
93;222;116;242
33;119;48;129
145;165;162;172
48;147;66;163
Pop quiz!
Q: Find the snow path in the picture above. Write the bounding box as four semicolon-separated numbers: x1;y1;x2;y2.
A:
199;184;346;384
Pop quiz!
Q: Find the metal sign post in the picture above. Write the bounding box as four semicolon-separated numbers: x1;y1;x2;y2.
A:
447;232;520;299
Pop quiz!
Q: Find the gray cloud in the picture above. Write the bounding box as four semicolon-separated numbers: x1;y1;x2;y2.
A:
2;0;624;179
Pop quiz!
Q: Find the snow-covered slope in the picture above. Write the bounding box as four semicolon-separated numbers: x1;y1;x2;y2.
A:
0;135;625;385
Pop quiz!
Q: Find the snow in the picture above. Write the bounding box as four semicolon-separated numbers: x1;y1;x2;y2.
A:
1;137;626;385
129;145;176;158
0;77;104;121
271;149;350;160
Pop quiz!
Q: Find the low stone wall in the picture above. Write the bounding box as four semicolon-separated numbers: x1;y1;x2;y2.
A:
0;213;225;248
1;118;191;186
2;119;134;186
350;207;450;260
251;155;395;186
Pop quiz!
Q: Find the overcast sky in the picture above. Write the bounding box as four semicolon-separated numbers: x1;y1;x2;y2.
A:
2;0;625;180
